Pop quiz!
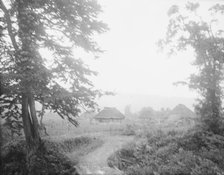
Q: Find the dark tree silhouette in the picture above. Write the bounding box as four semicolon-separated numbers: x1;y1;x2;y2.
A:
0;0;107;173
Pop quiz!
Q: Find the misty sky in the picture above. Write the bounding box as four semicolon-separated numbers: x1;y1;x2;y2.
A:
79;0;223;98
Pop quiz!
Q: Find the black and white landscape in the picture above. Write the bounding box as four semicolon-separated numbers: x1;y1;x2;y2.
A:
1;0;224;175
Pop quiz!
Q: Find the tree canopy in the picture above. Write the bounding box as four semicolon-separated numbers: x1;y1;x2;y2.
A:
0;0;107;128
160;2;224;133
1;0;108;173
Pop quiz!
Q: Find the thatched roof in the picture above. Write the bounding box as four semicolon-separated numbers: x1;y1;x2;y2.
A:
94;107;125;120
170;104;195;118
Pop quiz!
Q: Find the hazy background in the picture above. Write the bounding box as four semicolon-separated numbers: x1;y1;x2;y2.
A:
71;0;223;112
79;0;205;111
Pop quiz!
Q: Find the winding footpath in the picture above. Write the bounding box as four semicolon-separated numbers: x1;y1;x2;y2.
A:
70;134;134;175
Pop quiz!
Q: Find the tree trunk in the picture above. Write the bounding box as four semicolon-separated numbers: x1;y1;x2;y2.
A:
17;0;45;173
1;0;46;173
207;88;221;133
28;94;41;140
39;104;49;136
22;94;33;148
22;93;43;174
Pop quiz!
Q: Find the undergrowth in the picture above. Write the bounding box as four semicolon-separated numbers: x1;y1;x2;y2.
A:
1;136;97;175
108;128;224;175
45;136;94;153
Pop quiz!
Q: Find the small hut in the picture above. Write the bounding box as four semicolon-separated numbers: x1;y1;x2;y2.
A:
168;104;196;126
94;107;125;123
170;104;195;118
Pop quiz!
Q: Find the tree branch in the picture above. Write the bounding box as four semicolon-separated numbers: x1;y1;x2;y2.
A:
0;0;18;50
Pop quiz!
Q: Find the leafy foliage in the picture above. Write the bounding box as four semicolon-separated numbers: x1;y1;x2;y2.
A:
0;0;108;134
159;2;224;133
0;1;107;173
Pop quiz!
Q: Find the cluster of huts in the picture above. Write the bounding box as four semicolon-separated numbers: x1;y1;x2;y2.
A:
90;104;196;127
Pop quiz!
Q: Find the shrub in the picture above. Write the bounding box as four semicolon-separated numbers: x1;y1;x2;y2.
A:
1;140;27;175
1;138;85;175
108;142;137;170
108;128;224;175
122;124;136;136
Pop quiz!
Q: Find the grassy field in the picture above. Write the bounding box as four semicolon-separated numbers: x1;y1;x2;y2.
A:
1;110;198;175
43;109;195;139
43;113;138;137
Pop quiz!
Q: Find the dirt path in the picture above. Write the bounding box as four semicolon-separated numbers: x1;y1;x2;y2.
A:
69;134;134;175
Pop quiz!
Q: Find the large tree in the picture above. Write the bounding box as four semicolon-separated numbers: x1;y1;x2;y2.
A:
159;2;224;133
0;0;107;173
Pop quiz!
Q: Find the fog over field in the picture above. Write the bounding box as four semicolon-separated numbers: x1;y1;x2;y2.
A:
97;93;196;113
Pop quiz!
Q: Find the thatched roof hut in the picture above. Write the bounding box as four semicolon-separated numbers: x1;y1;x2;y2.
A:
167;104;196;127
170;104;195;118
94;107;125;122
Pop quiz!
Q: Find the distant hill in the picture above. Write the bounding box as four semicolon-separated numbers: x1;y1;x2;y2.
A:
97;93;196;113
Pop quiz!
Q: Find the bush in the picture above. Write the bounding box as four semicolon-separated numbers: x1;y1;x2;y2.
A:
1;140;27;175
108;142;137;170
108;128;224;175
1;137;85;175
122;124;136;136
